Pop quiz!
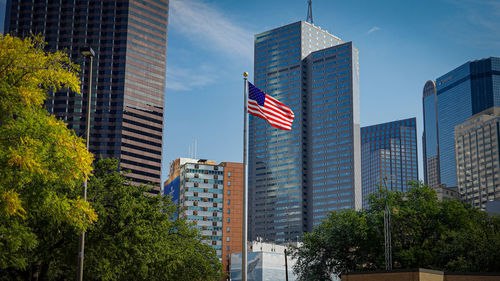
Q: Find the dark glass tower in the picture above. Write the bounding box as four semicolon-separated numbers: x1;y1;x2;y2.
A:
422;80;440;188
5;0;168;191
361;118;418;208
422;57;500;188
249;21;361;243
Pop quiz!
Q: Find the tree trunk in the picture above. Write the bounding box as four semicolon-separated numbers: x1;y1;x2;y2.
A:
31;260;42;281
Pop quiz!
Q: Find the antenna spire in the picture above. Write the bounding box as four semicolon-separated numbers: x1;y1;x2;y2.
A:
306;0;313;24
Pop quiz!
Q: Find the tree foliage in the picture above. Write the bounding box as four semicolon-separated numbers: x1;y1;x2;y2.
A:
291;182;500;281
2;159;223;280
0;34;95;274
0;34;222;281
48;159;222;281
82;159;223;281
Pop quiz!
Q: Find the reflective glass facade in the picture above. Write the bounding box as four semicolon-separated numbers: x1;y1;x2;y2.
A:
5;0;168;190
422;81;440;187
361;118;418;208
307;42;361;226
423;57;500;188
249;21;360;243
436;63;472;187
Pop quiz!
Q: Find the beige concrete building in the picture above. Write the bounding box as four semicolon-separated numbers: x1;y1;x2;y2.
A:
435;184;461;201
455;107;500;209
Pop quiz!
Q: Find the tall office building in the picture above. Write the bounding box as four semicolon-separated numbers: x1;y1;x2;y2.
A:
249;21;361;243
455;107;500;209
422;80;440;188
361;118;418;208
422;57;500;189
164;158;243;279
5;0;168;191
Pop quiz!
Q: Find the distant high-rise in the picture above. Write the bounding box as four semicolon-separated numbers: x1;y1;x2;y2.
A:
165;158;243;280
455;107;500;209
361;118;418;208
422;80;440;188
5;0;168;191
249;21;361;243
422;57;500;189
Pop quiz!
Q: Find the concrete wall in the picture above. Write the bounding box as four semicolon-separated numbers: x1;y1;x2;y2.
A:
445;274;500;281
342;269;500;281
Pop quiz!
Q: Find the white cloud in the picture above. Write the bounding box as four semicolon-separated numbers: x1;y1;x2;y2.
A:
165;65;216;91
367;26;381;34
169;0;254;62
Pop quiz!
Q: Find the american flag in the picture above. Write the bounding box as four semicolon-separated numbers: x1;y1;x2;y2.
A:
247;82;294;130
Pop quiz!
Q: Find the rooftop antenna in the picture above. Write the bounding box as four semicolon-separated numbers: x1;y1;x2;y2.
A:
306;0;313;24
194;138;197;159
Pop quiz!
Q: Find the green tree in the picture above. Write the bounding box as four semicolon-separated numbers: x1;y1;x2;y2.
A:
0;34;95;278
45;159;223;281
291;182;500;281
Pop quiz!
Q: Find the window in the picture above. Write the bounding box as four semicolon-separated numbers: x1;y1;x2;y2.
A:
227;227;230;232
228;190;231;195
227;218;230;223
228;181;231;186
228;172;231;177
226;237;230;242
227;208;230;214
227;199;230;205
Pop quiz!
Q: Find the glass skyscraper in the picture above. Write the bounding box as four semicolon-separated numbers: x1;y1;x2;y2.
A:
249;21;361;243
5;0;168;191
361;118;418;208
422;80;440;188
423;57;500;188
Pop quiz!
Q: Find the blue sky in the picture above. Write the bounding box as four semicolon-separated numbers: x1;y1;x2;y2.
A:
162;0;500;184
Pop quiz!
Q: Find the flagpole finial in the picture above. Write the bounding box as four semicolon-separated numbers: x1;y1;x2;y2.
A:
243;72;248;78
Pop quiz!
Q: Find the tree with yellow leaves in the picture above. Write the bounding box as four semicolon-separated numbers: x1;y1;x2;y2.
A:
0;34;96;277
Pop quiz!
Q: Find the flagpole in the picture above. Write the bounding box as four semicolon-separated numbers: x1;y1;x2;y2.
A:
242;72;249;281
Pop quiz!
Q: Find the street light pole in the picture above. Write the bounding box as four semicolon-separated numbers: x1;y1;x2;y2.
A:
383;177;392;271
77;46;94;281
